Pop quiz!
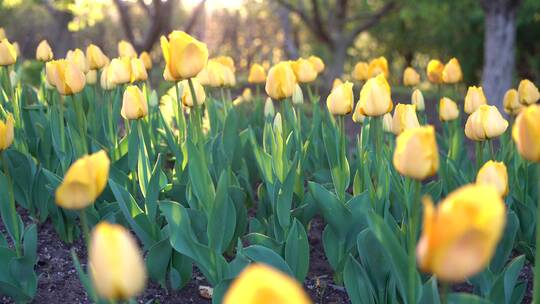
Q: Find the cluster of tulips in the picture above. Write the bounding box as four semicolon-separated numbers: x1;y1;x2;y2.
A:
1;26;540;304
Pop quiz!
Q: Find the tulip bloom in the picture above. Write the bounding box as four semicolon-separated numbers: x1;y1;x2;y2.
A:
412;89;425;111
222;65;236;87
109;57;132;85
417;184;506;282
86;70;97;85
292;58;318;83
503;89;522;115
392;104;420;135
264;97;275;118
393;125;439;180
332;78;343;89
439;97;460;122
368;56;388;78
464;86;488;114
248;64;266;84
326;81;353;115
0;39;17;66
403;67;420;87
161;31;209;81
47;59;86;96
426;59;444;84
352;62;369;81
223;264;311;304
308;55;325;73
86;44;108;70
139;52;152;70
512;104;540;162
55;150;110;209
89;222;146;301
517;79;540;105
465;105;508;141
352;106;366;124
382;113;393;133
265;61;297;100
36;40;54;62
0;114;14;151
292;84;303;105
100;65;116;90
179;78;206;107
121;86;148;120
130;58;148;82
476;161;508;197
357;74;393;117
66;48;89;73
118;40;137;58
442;58;463;84
215;55;235;72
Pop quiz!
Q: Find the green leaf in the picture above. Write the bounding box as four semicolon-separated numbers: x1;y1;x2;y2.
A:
243;245;293;277
208;172;237;253
284;219;309;281
447;293;492;304
187;140;216;213
146;238;172;284
343;255;376;304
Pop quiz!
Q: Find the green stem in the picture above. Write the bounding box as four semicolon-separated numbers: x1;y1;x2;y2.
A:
2;151;21;256
408;179;421;304
488;139;496;160
174;81;186;143
187;78;203;143
72;94;88;153
534;164;540;303
475;141;484;170
79;209;90;246
440;282;450;304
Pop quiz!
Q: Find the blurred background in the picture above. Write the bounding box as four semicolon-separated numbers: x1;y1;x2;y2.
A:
1;0;539;107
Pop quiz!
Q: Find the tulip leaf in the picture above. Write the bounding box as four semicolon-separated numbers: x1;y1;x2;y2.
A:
128;120;139;171
284;219;309;281
419;276;440;304
146;238;172;284
208;172;236;253
187;140;216;213
243;245;293;277
343;255;376;304
0;171;22;247
137;121;151;198
447;293;491;304
308;181;351;238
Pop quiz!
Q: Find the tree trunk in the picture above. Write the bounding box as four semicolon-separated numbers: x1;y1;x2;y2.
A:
278;6;298;59
480;0;521;110
324;41;347;90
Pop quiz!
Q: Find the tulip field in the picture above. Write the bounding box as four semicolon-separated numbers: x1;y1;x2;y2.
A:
1;28;540;304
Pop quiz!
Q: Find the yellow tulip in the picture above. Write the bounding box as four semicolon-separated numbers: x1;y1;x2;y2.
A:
292;58;318;83
223;264;311;304
426;59;444;84
403;67;420;86
139;51;152;70
393;125;439;180
86;44;107;70
89;221;146;301
465;105;508;141
357;74;393;117
86;70;97;85
476;161;508;197
417;184;506;282
222;65;236;87
202;60;225;87
382;113;393;132
0;114;15;151
412;89;425;111
273;113;283;134
464;86;487;114
0;28;5;40
352;61;369;81
121;86;148;120
439;97;460;122
233;88;253;106
392;104;420;135
179;78;206;107
130;58;148;82
502;89;521;115
100;65;116;91
368;56;389;78
248;64;266;84
161;31;209;81
0;39;17;66
55;150;110;209
215;55;235;72
292;84;304;105
109;57;132;85
118;40;137;58
66;48;89;73
47;59;86;96
442;58;463;84
308;55;325;73
352;104;366;124
332;78;343;89
517;79;540;105
512;104;540;162
36;40;53;62
326;81;353;115
265;61;297;100
12;42;20;57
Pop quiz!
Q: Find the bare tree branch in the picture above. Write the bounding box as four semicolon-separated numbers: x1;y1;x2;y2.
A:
345;1;398;44
183;0;207;34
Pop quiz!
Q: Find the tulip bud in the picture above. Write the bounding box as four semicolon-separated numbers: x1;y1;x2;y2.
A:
352;106;366;124
223;264;311;304
222;65;236;87
265;62;297;100
36;40;53;62
121;86;148;120
412;89;425;111
118;40;137;58
242;88;253;102
503;89;522;115
292;84;304;105
426;59;444;84
48;59;86;96
89;222;146;301
308;55;325;73
179;79;206;107
86;44;107;70
417;184;506;282
248;64;266;84
109;57;132;85
100;65;116;91
264;97;275;118
517;79;540;105
439;97;460;122
12;42;20;58
403;67;420;87
292;58;318;83
215;56;235;72
382;113;393;133
130;58;148;82
161;31;209;81
476;161;508;197
273;113;283;134
139;51;152;70
55;150;110;209
358;74;393;117
392;104;420;135
66;48;89;73
0;39;17;66
332;78;343;89
512;104;540;162
442;58;463;84
464;86;487;114
368;56;389;78
465;105;508;141
326;81;353;115
0;114;15;151
86;70;97;85
204;60;226;87
393;125;439;180
352;62;369;81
